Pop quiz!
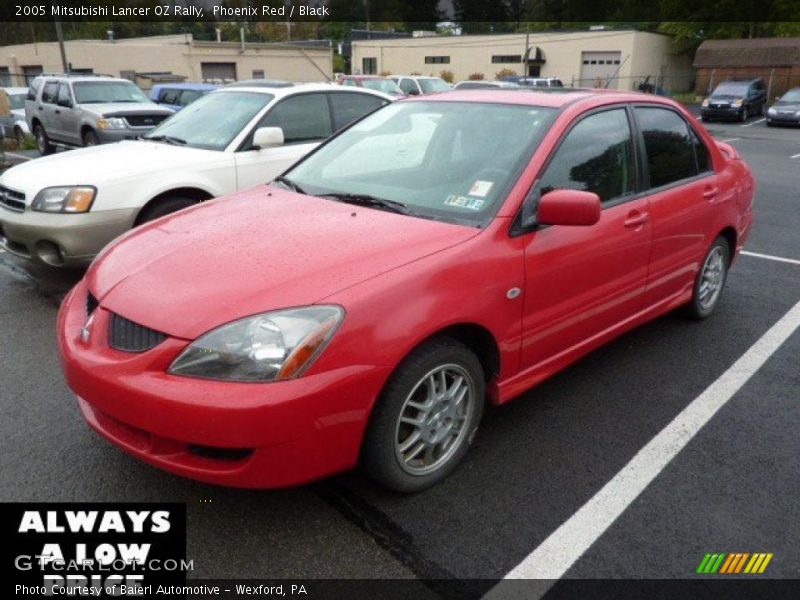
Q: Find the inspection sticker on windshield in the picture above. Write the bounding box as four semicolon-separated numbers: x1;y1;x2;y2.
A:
468;180;494;197
445;195;485;211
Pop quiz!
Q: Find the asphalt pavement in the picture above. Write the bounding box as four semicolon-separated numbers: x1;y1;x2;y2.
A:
1;115;798;595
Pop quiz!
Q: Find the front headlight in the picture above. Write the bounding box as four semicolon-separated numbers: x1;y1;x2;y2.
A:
701;98;710;107
168;306;344;382
732;99;744;107
97;117;127;129
32;186;96;213
768;107;777;116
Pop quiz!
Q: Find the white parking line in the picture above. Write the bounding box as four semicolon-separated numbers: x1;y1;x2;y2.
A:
791;152;800;159
2;152;32;161
486;298;800;596
742;250;800;266
719;137;740;143
741;118;765;128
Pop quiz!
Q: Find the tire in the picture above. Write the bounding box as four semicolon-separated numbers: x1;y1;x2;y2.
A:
33;123;55;155
362;337;485;493
136;196;198;225
14;126;25;145
740;107;748;122
82;129;100;147
684;236;730;320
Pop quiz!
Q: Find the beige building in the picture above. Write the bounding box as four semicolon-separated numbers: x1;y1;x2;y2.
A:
0;34;332;90
353;29;693;92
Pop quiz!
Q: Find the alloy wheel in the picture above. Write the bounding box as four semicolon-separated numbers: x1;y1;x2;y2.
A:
698;246;725;310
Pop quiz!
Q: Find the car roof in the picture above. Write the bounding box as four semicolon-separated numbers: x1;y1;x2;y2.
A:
153;83;218;91
406;88;675;109
213;82;395;101
36;75;127;84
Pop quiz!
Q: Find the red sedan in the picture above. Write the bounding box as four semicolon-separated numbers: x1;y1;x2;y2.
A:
58;90;755;492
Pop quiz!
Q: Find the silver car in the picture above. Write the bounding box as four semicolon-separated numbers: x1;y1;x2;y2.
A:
0;87;30;142
25;74;174;154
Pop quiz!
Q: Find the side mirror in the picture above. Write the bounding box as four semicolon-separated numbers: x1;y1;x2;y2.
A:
252;126;284;149
537;189;601;227
57;98;72;108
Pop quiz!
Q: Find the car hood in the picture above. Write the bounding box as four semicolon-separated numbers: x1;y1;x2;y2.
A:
0;141;220;197
79;103;173;117
88;188;480;340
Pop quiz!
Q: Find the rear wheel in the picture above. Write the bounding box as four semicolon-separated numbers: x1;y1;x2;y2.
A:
34;123;55;155
684;236;730;320
136;196;198;225
362;337;485;493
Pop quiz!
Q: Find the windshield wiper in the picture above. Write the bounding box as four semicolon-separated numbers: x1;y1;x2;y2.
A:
144;134;186;146
272;176;306;195
318;193;410;215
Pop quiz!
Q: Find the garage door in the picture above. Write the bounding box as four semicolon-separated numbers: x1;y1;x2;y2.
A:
201;62;237;83
579;51;622;89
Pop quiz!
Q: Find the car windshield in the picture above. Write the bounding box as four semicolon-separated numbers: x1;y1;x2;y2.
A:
73;81;150;104
362;79;403;95
284;101;556;227
779;89;800;102
419;78;451;93
8;93;25;110
712;83;748;97
143;91;273;151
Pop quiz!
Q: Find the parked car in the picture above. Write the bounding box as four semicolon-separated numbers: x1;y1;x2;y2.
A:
24;74;174;153
700;78;767;122
338;75;405;97
0;84;392;266
57;89;754;492
0;87;30;142
502;76;564;88
453;80;520;90
150;83;218;111
390;76;451;96
766;87;800;126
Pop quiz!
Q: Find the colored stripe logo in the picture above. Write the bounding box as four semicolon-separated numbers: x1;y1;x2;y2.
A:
697;552;773;574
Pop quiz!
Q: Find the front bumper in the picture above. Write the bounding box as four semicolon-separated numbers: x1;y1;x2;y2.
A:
0;206;136;266
57;280;391;488
766;112;800;125
701;106;743;119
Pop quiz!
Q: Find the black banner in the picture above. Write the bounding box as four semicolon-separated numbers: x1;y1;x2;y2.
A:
3;503;187;597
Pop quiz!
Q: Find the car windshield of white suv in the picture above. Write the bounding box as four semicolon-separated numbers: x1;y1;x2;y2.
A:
283;101;555;227
362;79;403;95
73;82;150;104
419;78;451;93
142;91;274;151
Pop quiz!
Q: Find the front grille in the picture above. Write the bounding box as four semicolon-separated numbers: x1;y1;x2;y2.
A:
188;445;254;461
0;185;26;212
123;114;169;128
108;313;167;353
86;292;99;315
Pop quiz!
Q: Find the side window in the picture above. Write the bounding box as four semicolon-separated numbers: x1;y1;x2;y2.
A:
56;83;71;105
689;127;712;174
328;92;387;131
341;79;357;87
41;82;58;104
178;89;203;107
398;79;417;94
27;79;42;101
635;107;697;188
161;89;180;105
538;108;635;204
259;93;332;144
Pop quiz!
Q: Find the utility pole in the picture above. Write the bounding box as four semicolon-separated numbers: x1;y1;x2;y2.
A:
54;19;68;72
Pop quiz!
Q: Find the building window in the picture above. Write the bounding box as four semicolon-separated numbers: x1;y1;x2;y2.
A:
252;69;265;79
22;65;43;85
0;67;10;86
424;56;450;64
362;57;377;75
492;55;522;64
120;70;136;82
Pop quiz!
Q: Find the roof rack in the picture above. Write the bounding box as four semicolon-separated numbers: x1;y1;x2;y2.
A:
34;72;118;79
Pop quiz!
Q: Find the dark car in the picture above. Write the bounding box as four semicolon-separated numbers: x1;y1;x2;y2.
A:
700;78;767;122
766;87;800;126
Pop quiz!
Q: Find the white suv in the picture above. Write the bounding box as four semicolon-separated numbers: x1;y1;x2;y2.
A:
0;84;392;267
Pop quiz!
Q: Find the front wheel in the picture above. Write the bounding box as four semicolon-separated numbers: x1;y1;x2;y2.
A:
362;337;485;493
135;196;198;225
684;237;730;320
740;107;749;122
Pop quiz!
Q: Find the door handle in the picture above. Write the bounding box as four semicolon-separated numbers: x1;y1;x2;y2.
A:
624;211;649;228
703;186;719;199
54;109;61;115
38;106;43;111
